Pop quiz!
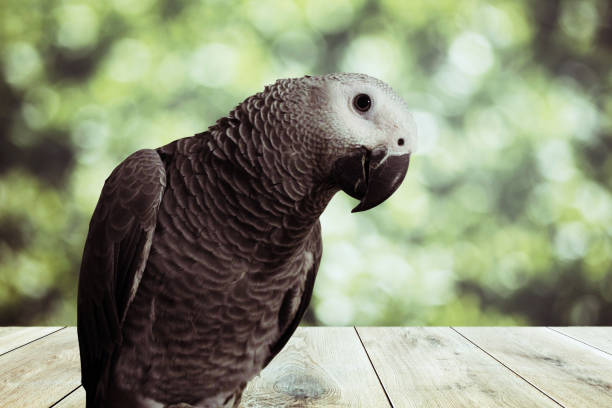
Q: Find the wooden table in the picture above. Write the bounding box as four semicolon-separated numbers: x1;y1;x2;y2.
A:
0;327;610;407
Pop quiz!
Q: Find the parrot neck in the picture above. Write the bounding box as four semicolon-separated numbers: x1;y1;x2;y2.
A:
200;105;339;233
171;130;336;257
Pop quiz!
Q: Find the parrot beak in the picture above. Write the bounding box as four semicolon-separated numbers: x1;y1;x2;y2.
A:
333;146;410;213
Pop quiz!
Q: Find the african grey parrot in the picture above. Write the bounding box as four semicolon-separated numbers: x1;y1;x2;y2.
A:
77;73;416;408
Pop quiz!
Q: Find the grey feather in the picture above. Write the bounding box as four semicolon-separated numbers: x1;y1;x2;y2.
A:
77;73;415;408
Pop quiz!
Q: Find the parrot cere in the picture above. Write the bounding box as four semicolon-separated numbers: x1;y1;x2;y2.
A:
77;73;417;408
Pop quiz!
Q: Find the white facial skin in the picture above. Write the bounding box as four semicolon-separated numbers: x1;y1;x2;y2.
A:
322;77;417;156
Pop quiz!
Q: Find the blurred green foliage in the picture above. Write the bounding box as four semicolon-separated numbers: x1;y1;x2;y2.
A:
1;0;611;326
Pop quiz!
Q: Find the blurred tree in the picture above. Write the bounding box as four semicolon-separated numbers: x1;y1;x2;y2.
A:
0;0;610;326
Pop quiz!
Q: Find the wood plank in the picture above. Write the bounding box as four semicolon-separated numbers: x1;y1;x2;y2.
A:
357;327;559;408
240;327;390;407
456;327;612;408
0;327;63;355
42;327;389;407
550;327;612;355
0;327;81;408
53;386;85;408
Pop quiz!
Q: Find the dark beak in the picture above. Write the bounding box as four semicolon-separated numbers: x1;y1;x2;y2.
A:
332;146;411;213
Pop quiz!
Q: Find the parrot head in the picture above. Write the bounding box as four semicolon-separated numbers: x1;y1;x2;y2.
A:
292;73;417;213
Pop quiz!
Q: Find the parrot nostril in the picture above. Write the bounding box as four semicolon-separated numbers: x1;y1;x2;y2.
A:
397;138;405;146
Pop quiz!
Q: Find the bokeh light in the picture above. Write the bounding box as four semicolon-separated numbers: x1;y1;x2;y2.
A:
0;0;611;326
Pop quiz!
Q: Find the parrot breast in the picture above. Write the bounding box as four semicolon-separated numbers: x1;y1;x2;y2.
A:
112;127;324;406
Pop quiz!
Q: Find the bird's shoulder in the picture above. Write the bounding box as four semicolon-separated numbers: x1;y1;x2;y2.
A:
77;148;167;404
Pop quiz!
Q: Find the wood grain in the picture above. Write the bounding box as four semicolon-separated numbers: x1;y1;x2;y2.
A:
357;327;559;408
0;327;80;408
240;327;389;407
1;327;610;408
45;327;389;407
549;327;612;355
456;327;612;408
53;386;85;408
0;326;63;355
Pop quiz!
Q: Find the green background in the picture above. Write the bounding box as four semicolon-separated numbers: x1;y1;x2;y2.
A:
1;0;611;326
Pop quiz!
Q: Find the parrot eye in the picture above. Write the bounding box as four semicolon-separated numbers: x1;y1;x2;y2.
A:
353;93;372;112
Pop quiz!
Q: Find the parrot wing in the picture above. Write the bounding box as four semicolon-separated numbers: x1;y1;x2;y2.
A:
77;149;166;406
264;222;323;367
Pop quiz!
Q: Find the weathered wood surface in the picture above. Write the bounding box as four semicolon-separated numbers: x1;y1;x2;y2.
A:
456;327;612;408
53;386;84;408
0;327;80;408
357;327;559;407
0;327;611;407
241;327;388;407
550;326;612;355
0;326;63;356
